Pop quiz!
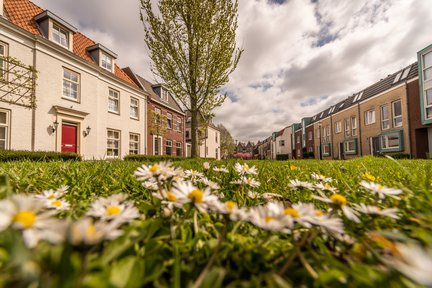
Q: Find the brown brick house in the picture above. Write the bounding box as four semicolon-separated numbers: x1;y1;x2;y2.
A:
123;68;186;157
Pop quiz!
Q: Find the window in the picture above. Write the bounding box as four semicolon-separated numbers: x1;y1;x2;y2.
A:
153;136;162;155
0;110;10;149
426;89;432;119
176;116;182;131
296;149;301;157
205;146;208;156
52;24;69;48
344;140;357;154
161;89;169;102
166;113;172;129
308;131;313;140
176;142;182;156
392;100;402;127
185;130;190;138
423;51;432;81
129;97;139;119
279;140;285;146
216;148;218;160
325;125;330;142
334;121;342;134
365;110;376;125
101;53;113;72
322;144;331;156
107;129;120;157
381;105;390;130
215;133;218;143
380;131;403;151
154;108;161;126
316;128;320;138
108;89;120;113
351;116;357;136
308;146;313;153
62;68;79;101
129;133;139;155
296;136;300;144
0;42;8;81
344;119;350;137
166;140;172;155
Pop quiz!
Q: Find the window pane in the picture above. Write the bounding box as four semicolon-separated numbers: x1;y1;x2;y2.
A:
0;127;5;139
426;89;432;106
393;101;402;116
425;67;432;81
0;112;6;124
424;52;432;68
388;135;399;148
426;107;432;119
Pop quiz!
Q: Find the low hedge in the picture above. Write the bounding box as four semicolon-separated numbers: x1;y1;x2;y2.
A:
0;150;81;162
124;154;186;162
276;154;289;160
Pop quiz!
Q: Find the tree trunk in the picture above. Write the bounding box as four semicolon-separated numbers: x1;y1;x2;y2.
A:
191;109;199;158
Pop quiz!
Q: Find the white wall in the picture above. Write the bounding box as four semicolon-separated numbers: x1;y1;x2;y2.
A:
199;126;220;160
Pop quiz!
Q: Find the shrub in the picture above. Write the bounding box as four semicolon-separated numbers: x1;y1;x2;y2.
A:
276;154;289;160
124;154;185;162
0;150;81;162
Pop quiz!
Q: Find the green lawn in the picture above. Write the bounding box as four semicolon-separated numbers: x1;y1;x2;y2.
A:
0;157;431;287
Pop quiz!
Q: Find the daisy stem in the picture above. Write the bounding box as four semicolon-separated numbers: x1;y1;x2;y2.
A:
174;206;193;235
191;221;227;288
278;230;314;275
193;209;199;235
298;250;318;279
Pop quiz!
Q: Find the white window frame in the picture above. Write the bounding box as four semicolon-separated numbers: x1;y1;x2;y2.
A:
364;110;376;125
130;97;139;119
308;131;313;140
380;104;390;130
423;51;432;81
101;52;113;72
351;116;357;136
153;135;163;155
322;144;331;156
0;42;8;81
0;109;10;150
62;68;80;101
176;116;182;131
108;89;120;114
296;136;300;144
334;121;342;134
107;129;120;158
279;140;285;146
52;24;69;48
129;133;140;155
381;132;401;150
344;140;356;154
344;119;350;137
166;140;172;155
392;100;402;128
161;88;169;102
325;125;330;142
166;112;172;129
425;88;432;120
176;142;182;157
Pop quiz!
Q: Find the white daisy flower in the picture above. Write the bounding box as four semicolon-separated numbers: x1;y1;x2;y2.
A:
312;192;360;223
234;163;258;175
184;169;204;182
152;189;184;209
248;202;288;232
171;181;220;213
231;176;260;188
213;166;229;173
247;191;260;199
134;162;180;182
385;243;432;286
314;183;339;193
35;189;65;201
282;202;317;229
0;194;66;248
311;173;333;183
203;162;210;171
68;218;124;246
86;194;140;224
360;181;402;200
142;179;159;190
262;193;284;201
213;201;248;221
45;199;70;211
354;203;399;219
308;211;345;235
197;177;220;190
288;179;315;190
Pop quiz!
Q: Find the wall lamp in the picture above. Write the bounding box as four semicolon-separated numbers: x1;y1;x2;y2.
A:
51;120;59;133
83;126;91;137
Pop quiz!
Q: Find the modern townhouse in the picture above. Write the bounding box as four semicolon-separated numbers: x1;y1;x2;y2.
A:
123;68;186;157
292;123;302;159
0;0;147;159
275;126;292;159
185;112;221;160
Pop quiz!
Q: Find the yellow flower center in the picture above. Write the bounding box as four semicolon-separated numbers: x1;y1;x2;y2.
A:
86;224;96;238
315;211;324;217
166;192;177;202
47;194;56;199
363;172;376;182
284;208;299;218
225;201;236;211
106;206;121;216
13;211;36;229
290;165;298;171
51;200;62;207
265;216;274;223
324;183;331;189
188;189;203;204
150;165;159;173
330;194;347;206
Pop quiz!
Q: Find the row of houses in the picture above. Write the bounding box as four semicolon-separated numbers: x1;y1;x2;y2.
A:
256;44;432;160
0;0;221;160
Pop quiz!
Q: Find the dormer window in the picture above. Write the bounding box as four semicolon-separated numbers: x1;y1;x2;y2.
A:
101;53;113;72
52;24;69;48
161;88;169;102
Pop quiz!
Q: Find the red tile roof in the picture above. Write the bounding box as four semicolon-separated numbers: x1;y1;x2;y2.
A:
4;0;138;88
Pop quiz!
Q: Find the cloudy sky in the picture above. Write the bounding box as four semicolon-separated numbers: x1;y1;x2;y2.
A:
33;0;432;142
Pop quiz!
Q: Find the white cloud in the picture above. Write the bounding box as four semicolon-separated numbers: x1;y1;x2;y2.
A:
33;0;432;142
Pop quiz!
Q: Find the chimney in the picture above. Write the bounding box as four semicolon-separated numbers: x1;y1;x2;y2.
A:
0;0;3;17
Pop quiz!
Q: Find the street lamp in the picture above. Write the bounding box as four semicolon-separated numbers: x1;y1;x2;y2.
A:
318;121;322;160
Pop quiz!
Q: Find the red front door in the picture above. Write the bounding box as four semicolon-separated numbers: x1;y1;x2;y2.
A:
61;124;77;153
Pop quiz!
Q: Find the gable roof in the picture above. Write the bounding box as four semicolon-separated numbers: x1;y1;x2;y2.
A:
3;0;138;88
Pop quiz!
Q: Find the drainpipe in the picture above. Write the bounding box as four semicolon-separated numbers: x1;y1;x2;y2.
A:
31;37;38;151
405;81;412;158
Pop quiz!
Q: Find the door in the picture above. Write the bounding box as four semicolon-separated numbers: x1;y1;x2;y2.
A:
339;143;344;160
61;124;77;153
370;137;379;156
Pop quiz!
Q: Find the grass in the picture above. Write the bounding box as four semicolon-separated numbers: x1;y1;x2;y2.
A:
0;157;431;287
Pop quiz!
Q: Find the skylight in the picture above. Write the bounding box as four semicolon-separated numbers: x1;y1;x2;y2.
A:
357;91;363;101
353;93;360;102
320;112;324;118
339;102;345;108
312;116;316;121
393;71;402;84
400;67;411;80
329;106;335;114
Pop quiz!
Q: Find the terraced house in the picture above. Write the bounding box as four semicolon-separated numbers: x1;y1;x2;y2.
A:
0;0;147;159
